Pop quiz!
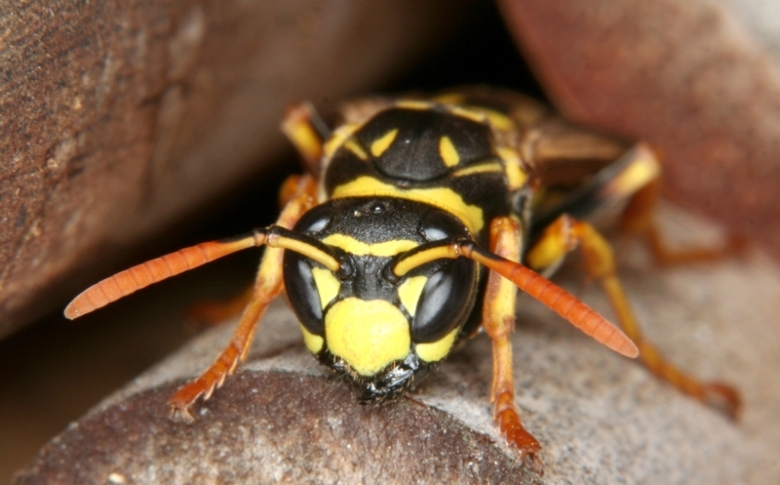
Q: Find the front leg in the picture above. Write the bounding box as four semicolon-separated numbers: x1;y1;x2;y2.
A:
168;174;318;422
482;216;544;473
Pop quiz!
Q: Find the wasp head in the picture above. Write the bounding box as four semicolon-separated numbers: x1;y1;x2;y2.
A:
283;197;479;401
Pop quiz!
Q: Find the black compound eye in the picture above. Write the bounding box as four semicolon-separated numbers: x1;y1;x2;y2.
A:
421;209;468;242
411;258;477;343
299;209;333;234
296;205;333;235
283;253;324;336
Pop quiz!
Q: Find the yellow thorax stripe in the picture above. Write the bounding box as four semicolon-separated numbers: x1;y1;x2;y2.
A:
370;129;398;157
496;147;528;190
438;136;460;167
322;233;419;257
451;162;503;178
447;105;486;124
331;176;484;234
394;100;433;110
323;123;361;158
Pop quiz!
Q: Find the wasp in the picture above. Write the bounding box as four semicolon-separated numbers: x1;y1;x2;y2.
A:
65;86;740;472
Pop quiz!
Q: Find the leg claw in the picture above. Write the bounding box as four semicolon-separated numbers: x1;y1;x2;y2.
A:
703;381;742;420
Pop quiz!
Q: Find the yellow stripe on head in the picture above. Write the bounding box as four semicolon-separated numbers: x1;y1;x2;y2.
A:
322;234;418;257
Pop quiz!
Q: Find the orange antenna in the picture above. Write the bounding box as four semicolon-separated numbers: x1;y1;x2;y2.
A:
64;235;260;320
462;244;639;358
65;227;341;320
390;239;639;358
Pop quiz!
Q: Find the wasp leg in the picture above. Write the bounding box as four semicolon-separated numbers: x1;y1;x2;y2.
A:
168;174;318;422
281;102;329;174
188;175;318;326
483;216;544;473
526;215;741;419
620;178;746;266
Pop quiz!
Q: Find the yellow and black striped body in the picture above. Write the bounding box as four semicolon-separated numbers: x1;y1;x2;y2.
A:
284;95;537;400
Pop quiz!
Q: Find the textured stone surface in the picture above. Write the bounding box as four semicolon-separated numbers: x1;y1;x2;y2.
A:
13;375;536;485
499;0;780;261
0;0;465;336
14;208;780;484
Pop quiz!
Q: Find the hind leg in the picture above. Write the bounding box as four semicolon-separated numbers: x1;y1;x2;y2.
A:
526;214;741;419
620;179;746;266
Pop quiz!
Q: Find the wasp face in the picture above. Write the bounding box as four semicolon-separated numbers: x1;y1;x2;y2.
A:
283;197;479;401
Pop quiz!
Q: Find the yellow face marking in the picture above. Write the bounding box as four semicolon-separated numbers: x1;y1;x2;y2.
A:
497;147;529;190
300;324;324;354
448;106;487;124
322;234;418;257
451;162;503;178
370;128;398;158
311;267;340;309
325;297;411;376
439;136;460;168
397;275;428;317
395;100;433;110
416;327;459;364
331;176;484;234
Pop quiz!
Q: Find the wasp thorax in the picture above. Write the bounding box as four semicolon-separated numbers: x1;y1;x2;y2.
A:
282;197;479;399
